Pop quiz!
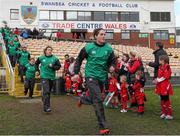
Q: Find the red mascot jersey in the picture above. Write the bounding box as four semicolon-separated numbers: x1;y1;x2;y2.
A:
127;58;142;74
65;75;72;89
132;80;145;99
120;82;128;99
108;77;118;96
64;60;70;71
155;64;173;96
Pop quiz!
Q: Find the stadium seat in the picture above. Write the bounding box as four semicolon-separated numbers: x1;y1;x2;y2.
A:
19;38;180;77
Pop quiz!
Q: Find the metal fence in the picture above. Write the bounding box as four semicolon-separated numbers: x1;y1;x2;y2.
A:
0;67;8;92
0;34;15;95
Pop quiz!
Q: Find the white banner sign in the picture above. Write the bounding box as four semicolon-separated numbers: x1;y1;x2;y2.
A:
39;21;140;32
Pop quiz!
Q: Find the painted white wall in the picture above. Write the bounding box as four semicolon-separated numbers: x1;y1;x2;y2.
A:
0;0;176;33
176;28;180;43
140;0;175;33
0;0;3;27
177;36;180;42
0;0;38;28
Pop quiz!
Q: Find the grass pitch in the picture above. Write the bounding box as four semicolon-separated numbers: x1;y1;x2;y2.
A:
0;87;180;135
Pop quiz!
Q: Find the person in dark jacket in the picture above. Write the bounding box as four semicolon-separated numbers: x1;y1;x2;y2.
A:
147;42;168;78
35;46;61;113
32;27;39;39
72;28;116;135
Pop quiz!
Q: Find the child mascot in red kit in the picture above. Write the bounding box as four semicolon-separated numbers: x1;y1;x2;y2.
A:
64;73;72;95
153;55;173;120
120;75;129;113
131;71;146;116
72;74;82;96
108;73;119;109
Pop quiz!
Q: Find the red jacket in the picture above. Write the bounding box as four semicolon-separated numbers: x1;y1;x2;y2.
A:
65;76;72;89
14;29;20;35
132;80;145;98
73;82;79;91
73;33;78;39
108;77;118;93
127;58;142;74
64;60;70;70
56;32;62;39
155;64;173;96
73;76;82;91
120;82;128;98
116;62;121;72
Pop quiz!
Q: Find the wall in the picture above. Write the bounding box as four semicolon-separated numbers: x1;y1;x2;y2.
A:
0;0;176;48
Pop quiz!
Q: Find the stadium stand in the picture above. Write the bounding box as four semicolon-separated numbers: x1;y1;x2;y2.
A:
19;38;180;78
1;36;180;97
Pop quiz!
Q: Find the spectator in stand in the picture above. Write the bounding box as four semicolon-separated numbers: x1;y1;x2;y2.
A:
38;29;46;39
56;30;62;41
20;29;29;39
14;27;20;35
73;32;78;41
27;29;33;38
32;27;39;39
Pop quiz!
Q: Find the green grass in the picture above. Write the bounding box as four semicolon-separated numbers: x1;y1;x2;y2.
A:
0;87;180;135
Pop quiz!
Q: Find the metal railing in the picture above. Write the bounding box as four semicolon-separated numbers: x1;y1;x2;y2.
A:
0;67;8;92
0;34;15;95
